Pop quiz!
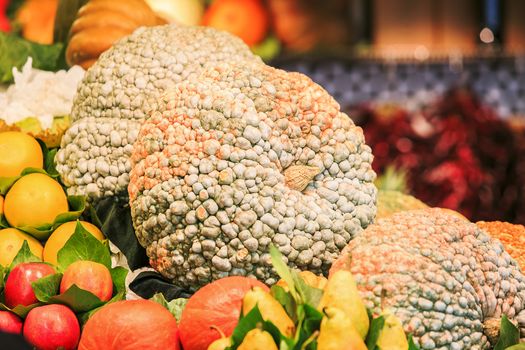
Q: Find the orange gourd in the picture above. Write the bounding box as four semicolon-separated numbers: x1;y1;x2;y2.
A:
66;0;164;69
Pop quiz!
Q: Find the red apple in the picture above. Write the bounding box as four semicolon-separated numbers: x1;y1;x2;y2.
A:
23;304;80;350
60;260;113;301
0;311;23;334
4;262;55;308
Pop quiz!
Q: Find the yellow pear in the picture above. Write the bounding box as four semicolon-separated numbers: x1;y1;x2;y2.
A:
207;336;231;350
376;309;409;350
276;270;328;291
318;307;368;350
238;329;278;350
318;270;369;338
243;286;295;337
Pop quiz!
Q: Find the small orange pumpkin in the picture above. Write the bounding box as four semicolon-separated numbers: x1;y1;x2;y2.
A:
66;0;164;69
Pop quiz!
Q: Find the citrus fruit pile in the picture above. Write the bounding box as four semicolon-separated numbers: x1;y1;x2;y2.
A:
0;131;99;266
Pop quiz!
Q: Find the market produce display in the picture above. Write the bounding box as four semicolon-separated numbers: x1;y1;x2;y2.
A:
129;60;376;288
57;24;262;201
0;221;129;349
2;1;525;349
184;247;414;350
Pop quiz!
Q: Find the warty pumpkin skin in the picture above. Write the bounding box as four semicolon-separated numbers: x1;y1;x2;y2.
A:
331;208;525;349
129;61;376;289
477;221;525;270
56;25;261;201
65;0;163;69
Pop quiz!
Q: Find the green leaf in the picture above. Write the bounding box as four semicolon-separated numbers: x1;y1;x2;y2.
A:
271;285;297;322
495;316;521;350
78;292;125;325
294;304;323;350
365;315;385;350
292;273;323;308
110;266;128;294
300;304;323;334
269;245;323;307
0;214;9;229
48;284;104;313
149;293;188;322
0;32;64;84
18;195;86;241
299;330;319;350
150;292;170;308
9;240;42;270
35;139;59;179
407;335;420;350
57;221;112;272
251;36;281;62
229;304;265;348
0;175;19;195
32;273;63;302
263;318;292;348
270;245;299;302
0;302;40;319
167;298;188;323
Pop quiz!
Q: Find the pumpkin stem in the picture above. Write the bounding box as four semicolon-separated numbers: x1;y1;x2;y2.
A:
210;325;226;339
483;317;502;346
284;165;321;192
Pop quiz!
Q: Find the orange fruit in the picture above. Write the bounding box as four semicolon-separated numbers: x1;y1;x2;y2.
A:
0;195;4;216
0;228;43;266
0;131;43;177
44;221;105;265
4;173;68;228
202;0;269;46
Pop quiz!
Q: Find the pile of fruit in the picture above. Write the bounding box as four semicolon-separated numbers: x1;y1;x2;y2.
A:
0;131;129;348
1;2;525;349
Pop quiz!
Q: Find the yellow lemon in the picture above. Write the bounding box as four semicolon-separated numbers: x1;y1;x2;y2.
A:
0;131;43;177
44;221;105;265
0;228;43;266
4;173;68;228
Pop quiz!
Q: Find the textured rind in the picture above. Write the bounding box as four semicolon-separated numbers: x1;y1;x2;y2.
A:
56;24;261;200
331;208;525;350
477;221;525;270
129;62;377;289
